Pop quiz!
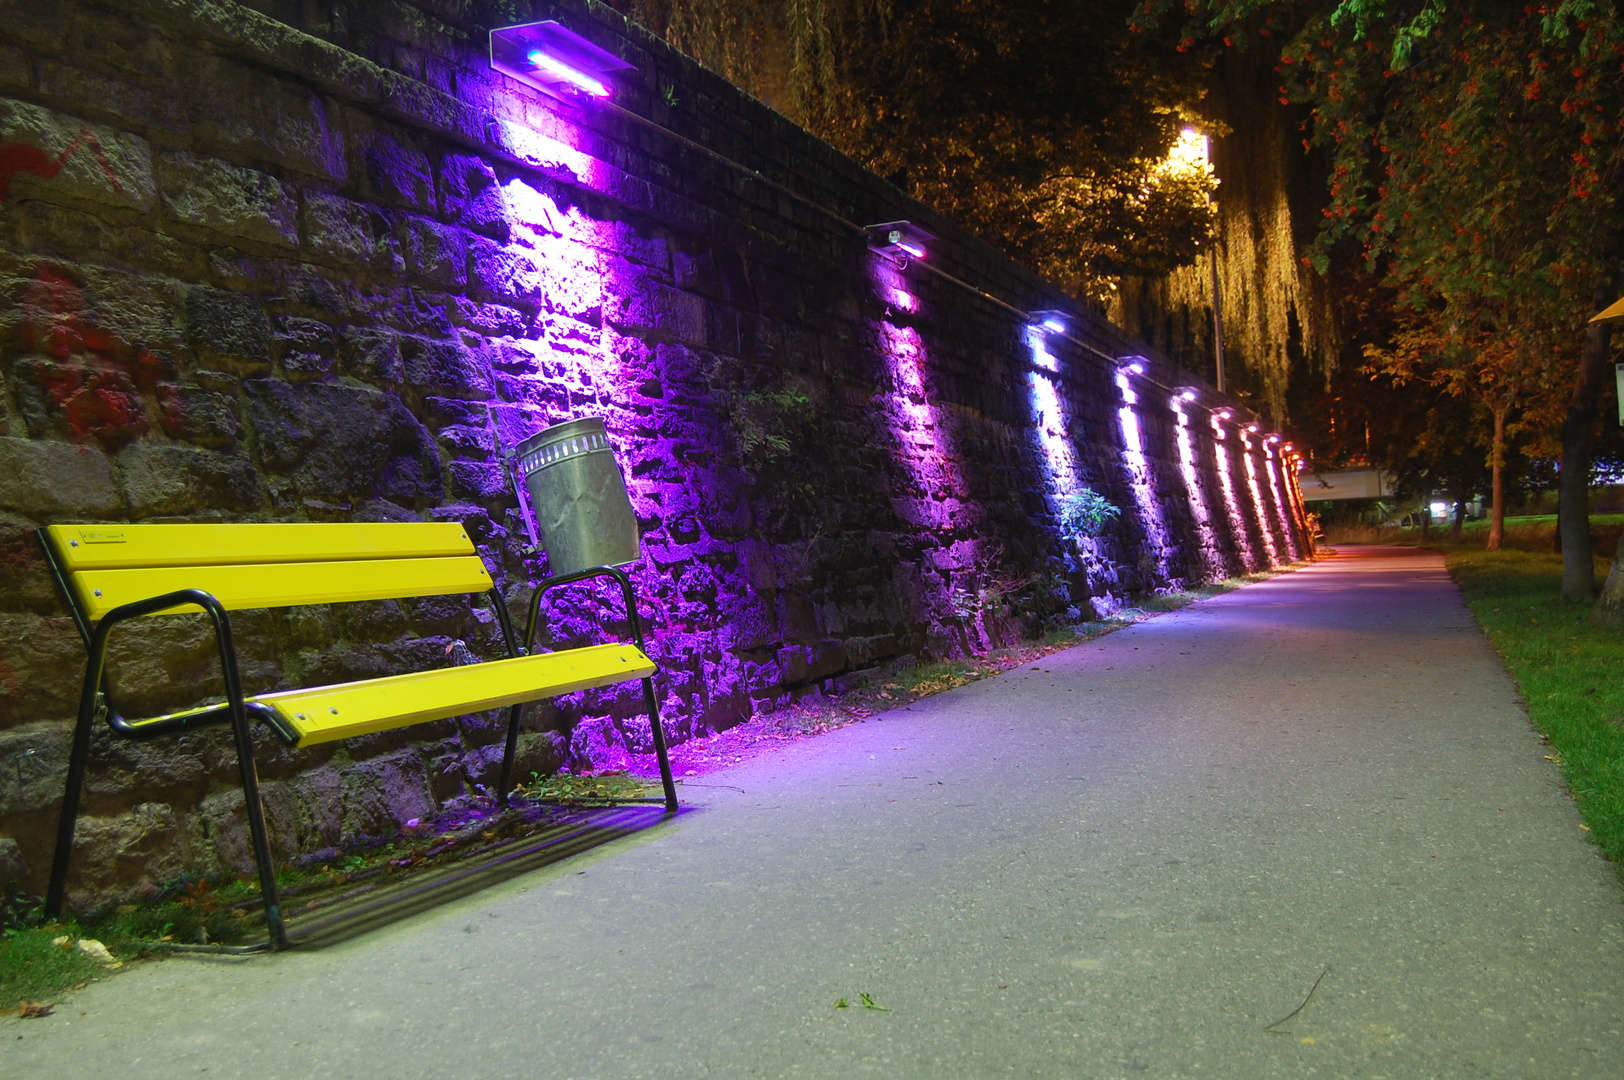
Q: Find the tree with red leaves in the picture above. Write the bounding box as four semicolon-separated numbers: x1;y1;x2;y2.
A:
1135;0;1624;595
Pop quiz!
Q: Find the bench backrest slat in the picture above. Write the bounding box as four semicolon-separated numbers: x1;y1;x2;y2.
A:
46;523;474;572
45;524;493;621
69;556;494;621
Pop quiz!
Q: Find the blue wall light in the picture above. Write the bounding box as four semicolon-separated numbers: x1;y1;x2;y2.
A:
491;21;634;101
1029;309;1069;335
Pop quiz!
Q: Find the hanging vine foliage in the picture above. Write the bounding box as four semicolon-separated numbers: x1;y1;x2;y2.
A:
1110;49;1341;422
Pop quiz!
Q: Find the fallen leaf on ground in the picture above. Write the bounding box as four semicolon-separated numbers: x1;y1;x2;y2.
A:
19;1001;54;1018
858;992;889;1011
833;997;848;1009
76;939;115;964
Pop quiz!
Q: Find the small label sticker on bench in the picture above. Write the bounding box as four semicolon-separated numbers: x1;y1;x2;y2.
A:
77;530;126;544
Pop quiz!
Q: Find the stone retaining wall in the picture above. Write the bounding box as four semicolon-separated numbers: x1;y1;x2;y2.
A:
0;0;1310;905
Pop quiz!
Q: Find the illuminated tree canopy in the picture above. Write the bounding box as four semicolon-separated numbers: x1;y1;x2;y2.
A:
1136;0;1624;569
609;0;1222;303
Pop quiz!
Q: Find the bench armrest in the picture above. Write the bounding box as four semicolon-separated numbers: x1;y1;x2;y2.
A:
77;587;255;742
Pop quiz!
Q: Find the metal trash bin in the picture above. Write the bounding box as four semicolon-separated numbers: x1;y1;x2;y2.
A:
514;417;640;575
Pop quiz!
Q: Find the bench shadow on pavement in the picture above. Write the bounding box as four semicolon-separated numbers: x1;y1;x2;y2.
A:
274;805;676;950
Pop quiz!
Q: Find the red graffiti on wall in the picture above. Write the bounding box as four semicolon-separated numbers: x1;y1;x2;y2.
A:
0;127;124;204
18;267;169;450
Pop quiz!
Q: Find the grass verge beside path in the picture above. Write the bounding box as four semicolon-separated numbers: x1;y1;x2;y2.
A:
1440;546;1624;879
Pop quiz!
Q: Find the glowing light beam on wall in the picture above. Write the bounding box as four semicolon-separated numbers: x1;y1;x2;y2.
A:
1026;326;1082;521
1173;398;1223;581
1207;412;1256;572
873;260;968;535
1117;371;1172;581
1262;446;1302;560
1238;431;1278;565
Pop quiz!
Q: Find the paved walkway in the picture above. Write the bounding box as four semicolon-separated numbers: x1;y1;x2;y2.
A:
5;546;1623;1078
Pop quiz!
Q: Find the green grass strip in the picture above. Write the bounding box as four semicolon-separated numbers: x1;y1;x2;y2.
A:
0;929;108;1010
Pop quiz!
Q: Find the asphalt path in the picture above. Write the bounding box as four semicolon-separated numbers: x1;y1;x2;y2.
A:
5;545;1623;1078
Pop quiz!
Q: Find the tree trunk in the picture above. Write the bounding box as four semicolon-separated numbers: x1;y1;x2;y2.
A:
1561;280;1617;598
1487;407;1506;551
1594;528;1624;625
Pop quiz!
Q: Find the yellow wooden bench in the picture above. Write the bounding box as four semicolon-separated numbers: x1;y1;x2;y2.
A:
37;522;677;948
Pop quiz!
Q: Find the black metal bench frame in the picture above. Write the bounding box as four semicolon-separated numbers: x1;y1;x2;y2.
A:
39;529;677;950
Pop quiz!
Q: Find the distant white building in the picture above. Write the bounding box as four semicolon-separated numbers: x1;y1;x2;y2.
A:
1300;469;1392;502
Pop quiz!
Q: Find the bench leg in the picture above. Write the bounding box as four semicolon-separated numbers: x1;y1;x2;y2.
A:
497;702;524;808
45;669;104;917
518;565;678;812
228;708;288;950
642;676;678;812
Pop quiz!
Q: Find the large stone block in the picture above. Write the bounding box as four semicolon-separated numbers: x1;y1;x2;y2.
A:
0;435;119;516
468;239;542;302
402;336;493;398
35;60;188;135
10;358;151;450
448;459;508;500
62;802;192;910
244;378;443;503
436;423;494;460
0;720;74;816
156;150;298;247
116;443;264;518
15;263;186;357
348;746;436;832
606;283;708;348
0;46;26;92
423;395;491;430
395;214;469;288
182;53;346;181
183;286;273;370
0;835;26;887
302;192;402;271
277;262;353;314
156;384;241;448
462;730;565;794
0;524;57;612
337;326;404;383
437;153;510;240
452;297;527;337
353;124;435;211
0;97;155;211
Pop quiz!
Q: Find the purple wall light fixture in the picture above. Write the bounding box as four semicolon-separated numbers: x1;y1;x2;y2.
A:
865;221;933;265
491;21;634;101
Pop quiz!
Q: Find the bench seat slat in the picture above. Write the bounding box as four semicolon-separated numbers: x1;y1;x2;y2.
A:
73;556;494;621
260;643;655;746
47;522;474;572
